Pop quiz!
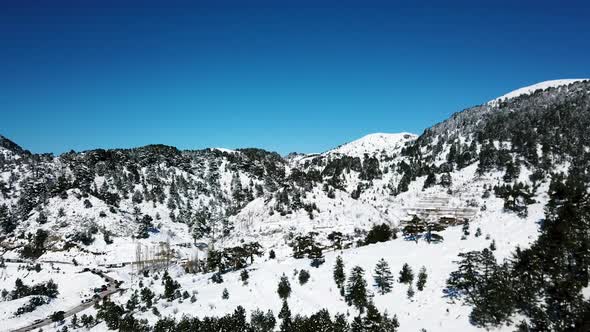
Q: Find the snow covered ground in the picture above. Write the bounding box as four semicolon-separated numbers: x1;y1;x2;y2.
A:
489;78;588;104
0;263;104;332
27;175;546;332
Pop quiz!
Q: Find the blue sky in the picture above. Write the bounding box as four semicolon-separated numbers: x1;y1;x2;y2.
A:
1;0;589;155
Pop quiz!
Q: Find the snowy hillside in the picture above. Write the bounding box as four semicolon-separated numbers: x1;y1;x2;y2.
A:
326;133;417;158
489;78;588;104
1;79;590;331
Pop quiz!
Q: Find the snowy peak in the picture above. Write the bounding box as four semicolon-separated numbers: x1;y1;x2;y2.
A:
326;132;417;158
489;79;589;104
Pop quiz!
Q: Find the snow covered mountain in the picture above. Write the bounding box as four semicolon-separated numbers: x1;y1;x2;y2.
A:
325;133;417;158
1;79;590;332
489;78;588;104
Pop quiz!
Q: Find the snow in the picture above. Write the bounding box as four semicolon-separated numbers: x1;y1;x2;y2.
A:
0;263;104;332
0;87;576;331
326;133;417;158
78;188;543;332
212;147;237;154
489;79;588;104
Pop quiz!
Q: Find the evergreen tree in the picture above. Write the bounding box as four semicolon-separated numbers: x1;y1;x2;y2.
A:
162;271;180;301
475;227;482;237
373;258;394;295
126;291;139;311
416;266;427;291
140;287;155;308
402;216;425;243
298;270;310;285
222;288;229;300
334;255;346;289
0;204;15;233
278;300;292;332
240;269;249;285
425;221;446;243
365;223;393;244
423;173;437;189
251;309;276;332
398;263;414;284
346;266;370;314
407;285;415;300
277;274;291;300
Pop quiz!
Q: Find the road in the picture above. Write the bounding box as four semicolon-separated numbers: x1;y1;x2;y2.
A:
11;271;121;332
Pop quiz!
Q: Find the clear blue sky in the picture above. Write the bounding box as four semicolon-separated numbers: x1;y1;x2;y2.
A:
1;0;589;155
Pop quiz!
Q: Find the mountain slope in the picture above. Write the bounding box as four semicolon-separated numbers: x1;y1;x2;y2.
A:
489;78;588;104
1;79;589;331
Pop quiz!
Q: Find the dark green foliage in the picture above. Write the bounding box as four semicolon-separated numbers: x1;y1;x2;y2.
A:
423;172;436;189
277;274;291;300
373;258;393;295
402;216;425;243
398;263;414;285
15;296;49;316
444;249;514;328
364;223;393;245
493;182;535;217
291;232;322;260
327;231;345;249
11;278;58;299
363;302;399;332
240;269;249;285
21;228;49;259
406;285;415;300
97;299;125;330
126;291;139;311
162;271;180;301
416;266;427;291
0;204;16;233
140;287;155;308
206;242;263;274
250;309;276;332
334;255;346;289
211;272;224;284
51;310;65;322
222;288;229;300
346;266;369;314
298;269;310;285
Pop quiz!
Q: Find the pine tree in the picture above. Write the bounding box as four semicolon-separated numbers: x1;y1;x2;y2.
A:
489;239;497;251
423;173;437;189
398;263;414;284
140;287;154;308
416;266;427;291
222;288;229;300
277;274;291;300
334;255;346;289
373;258;394;295
462;221;470;237
407;285;415;300
278;300;292;332
0;204;16;233
240;269;249;285
298;270;310;285
251;309;276;332
403;215;425;243
475;227;482;237
346;266;369;314
126;291;139;311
